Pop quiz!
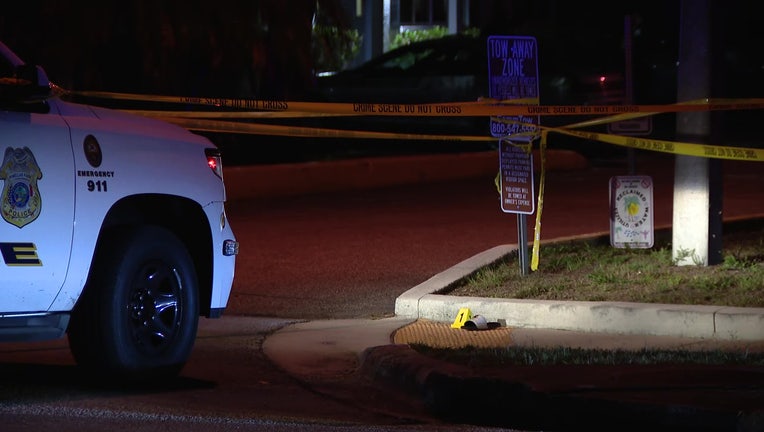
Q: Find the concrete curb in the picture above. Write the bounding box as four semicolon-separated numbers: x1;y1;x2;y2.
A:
223;149;587;200
395;225;764;341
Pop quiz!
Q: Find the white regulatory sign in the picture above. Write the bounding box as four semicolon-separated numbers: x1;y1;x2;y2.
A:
499;140;534;214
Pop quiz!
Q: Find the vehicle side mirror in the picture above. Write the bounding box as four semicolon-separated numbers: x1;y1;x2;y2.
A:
0;64;52;102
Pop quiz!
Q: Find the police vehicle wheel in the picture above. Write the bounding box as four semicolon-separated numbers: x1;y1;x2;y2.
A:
68;225;199;382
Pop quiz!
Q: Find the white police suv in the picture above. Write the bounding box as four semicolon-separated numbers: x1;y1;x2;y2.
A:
0;41;238;380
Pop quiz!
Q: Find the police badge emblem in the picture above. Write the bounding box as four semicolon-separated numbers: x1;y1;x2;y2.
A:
1;147;43;228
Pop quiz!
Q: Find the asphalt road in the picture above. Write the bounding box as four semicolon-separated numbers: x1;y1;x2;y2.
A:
225;153;764;320
0;316;465;431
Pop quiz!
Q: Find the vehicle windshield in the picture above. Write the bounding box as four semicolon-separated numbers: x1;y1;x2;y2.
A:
361;37;479;77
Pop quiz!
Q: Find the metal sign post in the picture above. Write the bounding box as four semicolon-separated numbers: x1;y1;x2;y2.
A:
499;139;534;274
487;35;539;275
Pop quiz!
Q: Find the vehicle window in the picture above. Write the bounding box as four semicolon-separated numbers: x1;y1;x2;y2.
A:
359;37;481;78
0;56;15;82
408;44;475;76
0;61;50;113
380;47;436;72
0;57;50;113
446;46;479;74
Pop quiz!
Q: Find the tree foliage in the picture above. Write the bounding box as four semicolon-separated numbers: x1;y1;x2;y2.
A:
0;0;350;99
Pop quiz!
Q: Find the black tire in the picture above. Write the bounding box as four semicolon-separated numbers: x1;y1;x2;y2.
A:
68;226;199;382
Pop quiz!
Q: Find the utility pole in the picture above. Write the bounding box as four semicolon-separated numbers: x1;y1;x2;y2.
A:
672;0;722;266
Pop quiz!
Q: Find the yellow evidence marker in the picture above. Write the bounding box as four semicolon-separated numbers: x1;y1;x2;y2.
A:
450;307;472;329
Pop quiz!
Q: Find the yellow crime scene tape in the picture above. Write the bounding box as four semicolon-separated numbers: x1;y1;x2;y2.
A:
72;90;764;118
72;89;764;160
489;113;764;162
159;116;496;142
68;89;763;272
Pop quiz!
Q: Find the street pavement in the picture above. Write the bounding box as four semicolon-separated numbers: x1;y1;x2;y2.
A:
227;149;764;431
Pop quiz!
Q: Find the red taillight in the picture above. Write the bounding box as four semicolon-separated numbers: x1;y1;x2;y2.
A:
205;148;223;179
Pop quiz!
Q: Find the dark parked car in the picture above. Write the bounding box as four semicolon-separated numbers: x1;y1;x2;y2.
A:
315;34;625;106
315;34;489;105
312;35;492;141
311;34;626;157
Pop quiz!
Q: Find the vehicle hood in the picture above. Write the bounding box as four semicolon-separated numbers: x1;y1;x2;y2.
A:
49;97;212;146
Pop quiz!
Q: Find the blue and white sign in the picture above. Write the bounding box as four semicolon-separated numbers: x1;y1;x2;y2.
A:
487;35;539;138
